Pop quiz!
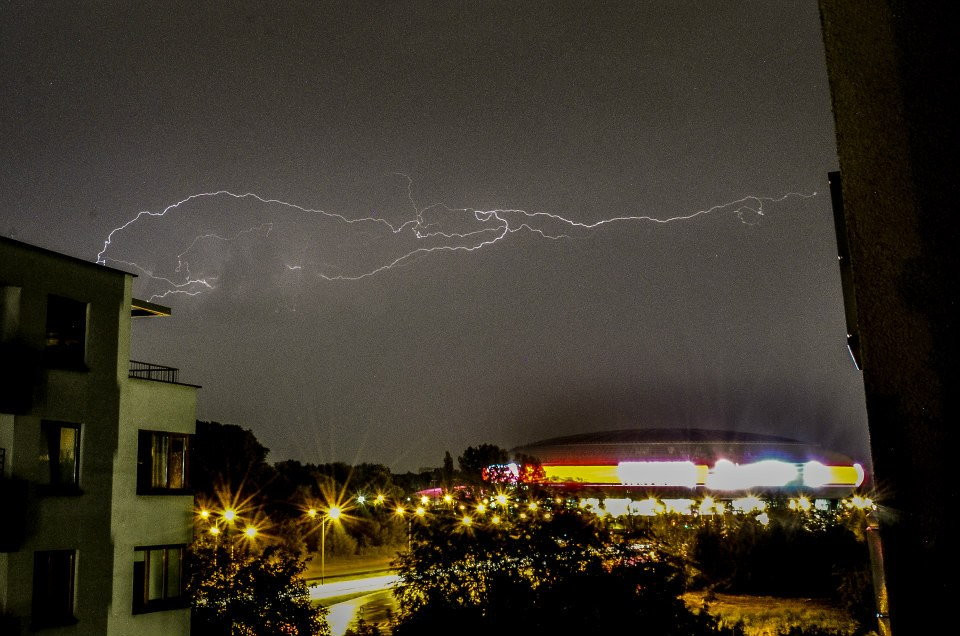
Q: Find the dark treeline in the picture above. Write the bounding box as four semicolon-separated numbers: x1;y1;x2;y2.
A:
189;420;507;554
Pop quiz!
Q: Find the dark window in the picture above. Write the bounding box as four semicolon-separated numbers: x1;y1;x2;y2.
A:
132;545;186;613
32;550;77;628
39;421;80;493
137;431;190;494
44;295;87;369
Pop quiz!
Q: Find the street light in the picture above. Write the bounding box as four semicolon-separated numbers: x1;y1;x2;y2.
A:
319;506;342;585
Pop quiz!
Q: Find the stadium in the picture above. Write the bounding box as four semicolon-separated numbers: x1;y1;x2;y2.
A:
505;428;865;502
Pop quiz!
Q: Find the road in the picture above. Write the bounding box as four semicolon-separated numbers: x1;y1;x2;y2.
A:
323;588;399;636
307;557;401;635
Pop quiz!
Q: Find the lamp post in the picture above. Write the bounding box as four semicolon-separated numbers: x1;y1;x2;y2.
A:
320;506;341;585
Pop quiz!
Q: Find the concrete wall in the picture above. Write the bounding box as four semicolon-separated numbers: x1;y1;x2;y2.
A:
819;2;959;631
1;238;196;635
108;379;195;635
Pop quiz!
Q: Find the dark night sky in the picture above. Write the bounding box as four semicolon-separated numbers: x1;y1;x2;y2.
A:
1;1;868;471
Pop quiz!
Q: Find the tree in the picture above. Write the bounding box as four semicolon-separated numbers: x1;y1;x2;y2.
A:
391;496;736;635
457;444;508;483
188;542;328;635
441;451;455;487
191;420;276;502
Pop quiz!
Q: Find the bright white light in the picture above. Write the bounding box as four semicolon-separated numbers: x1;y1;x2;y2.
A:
732;496;766;513
707;459;798;490
663;499;694;514
802;461;831;488
854;463;865;487
617;461;698;487
699;497;716;515
849;495;874;510
629;498;663;516
579;497;601;511
603;498;631;517
757;512;770;526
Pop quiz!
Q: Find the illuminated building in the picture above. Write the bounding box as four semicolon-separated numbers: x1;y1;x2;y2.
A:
509;428;865;500
1;237;197;635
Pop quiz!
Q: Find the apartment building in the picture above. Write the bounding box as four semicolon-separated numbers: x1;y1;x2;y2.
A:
1;236;196;634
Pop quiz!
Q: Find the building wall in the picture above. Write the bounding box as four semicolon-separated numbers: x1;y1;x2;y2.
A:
107;379;195;635
819;2;959;631
1;238;195;635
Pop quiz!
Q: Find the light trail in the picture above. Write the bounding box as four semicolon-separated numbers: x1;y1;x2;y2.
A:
308;573;399;601
96;178;816;300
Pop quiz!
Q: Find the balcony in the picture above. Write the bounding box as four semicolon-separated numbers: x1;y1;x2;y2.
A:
129;360;180;384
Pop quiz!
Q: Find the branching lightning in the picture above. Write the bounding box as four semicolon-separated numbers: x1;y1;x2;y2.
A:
97;178;816;302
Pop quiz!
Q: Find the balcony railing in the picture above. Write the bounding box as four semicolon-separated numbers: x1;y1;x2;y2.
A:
129;360;179;384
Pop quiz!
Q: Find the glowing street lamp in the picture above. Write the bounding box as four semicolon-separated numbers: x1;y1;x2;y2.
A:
222;508;237;523
316;505;343;584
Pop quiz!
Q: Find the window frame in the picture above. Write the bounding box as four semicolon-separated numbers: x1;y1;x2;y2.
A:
39;420;82;495
136;430;191;495
31;549;78;629
43;294;89;371
132;544;188;614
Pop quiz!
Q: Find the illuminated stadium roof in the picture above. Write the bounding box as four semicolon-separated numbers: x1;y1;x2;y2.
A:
508;428;865;494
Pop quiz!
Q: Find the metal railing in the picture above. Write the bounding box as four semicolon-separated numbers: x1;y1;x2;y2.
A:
129;360;179;384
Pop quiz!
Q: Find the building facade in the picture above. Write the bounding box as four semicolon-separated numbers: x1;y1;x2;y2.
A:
1;236;196;634
507;428;866;503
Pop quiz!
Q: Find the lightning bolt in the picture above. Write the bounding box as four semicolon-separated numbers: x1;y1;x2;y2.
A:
97;178;816;299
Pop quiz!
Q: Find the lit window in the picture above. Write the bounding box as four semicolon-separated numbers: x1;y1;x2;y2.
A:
32;550;77;628
137;431;190;494
44;295;87;369
132;545;186;613
39;421;80;492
